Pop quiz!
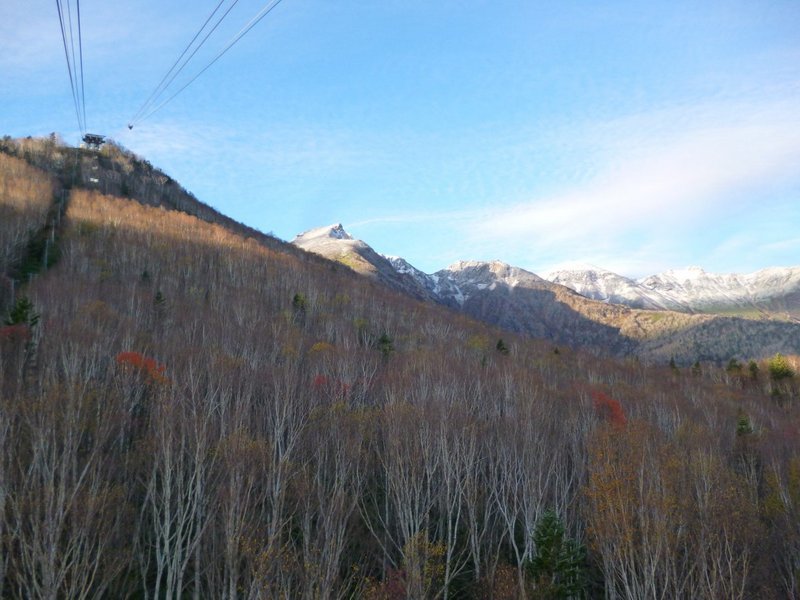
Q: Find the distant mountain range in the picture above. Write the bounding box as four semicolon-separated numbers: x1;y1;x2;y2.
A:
292;224;800;364
548;265;800;319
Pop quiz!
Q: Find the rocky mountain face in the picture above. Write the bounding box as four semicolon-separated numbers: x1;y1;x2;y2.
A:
292;225;438;302
549;266;800;320
293;226;800;364
547;268;681;311
432;260;642;357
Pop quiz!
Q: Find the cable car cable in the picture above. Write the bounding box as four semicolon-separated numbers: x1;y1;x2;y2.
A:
55;0;79;131
65;0;85;131
135;0;284;125
129;0;240;127
129;0;231;126
77;0;87;132
55;0;84;134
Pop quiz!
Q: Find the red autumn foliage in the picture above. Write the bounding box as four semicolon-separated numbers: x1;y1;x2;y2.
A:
116;351;167;383
0;324;31;342
591;390;627;427
312;373;351;401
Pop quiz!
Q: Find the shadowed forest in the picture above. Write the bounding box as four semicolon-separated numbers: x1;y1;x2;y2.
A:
1;137;799;599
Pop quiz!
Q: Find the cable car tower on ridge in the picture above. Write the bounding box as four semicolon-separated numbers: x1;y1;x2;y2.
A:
81;133;105;151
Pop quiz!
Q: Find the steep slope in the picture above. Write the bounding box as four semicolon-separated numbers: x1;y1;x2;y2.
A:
292;224;438;302
436;260;640;356
0;153;59;309
0;135;292;258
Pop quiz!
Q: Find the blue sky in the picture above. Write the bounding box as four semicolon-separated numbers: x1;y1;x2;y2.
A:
2;0;799;277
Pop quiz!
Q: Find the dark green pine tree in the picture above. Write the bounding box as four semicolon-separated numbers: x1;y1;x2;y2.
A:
496;338;510;355
526;510;587;599
736;411;754;437
291;292;307;324
4;296;40;327
153;290;167;321
377;333;394;359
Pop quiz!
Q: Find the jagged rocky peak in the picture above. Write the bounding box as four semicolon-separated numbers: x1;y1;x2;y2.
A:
383;255;433;281
292;223;353;243
383;255;416;272
327;223;353;240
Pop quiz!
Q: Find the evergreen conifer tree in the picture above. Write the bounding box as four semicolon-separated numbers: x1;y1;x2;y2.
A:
526;510;587;599
4;296;39;327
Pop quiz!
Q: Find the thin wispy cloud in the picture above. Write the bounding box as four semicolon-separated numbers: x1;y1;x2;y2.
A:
1;4;128;71
459;95;800;274
762;237;800;254
0;4;62;72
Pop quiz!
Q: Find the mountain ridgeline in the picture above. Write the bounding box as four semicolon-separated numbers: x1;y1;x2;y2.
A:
293;224;800;365
1;136;799;599
549;265;800;318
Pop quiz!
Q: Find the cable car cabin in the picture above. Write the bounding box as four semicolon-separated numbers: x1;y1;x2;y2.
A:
82;134;105;151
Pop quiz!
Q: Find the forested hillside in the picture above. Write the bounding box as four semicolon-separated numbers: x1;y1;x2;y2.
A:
0;152;58;307
1;138;799;598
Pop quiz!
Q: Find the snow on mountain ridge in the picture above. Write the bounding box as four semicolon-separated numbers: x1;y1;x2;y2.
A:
555;265;800;315
292;223;353;243
549;268;674;310
291;224;799;318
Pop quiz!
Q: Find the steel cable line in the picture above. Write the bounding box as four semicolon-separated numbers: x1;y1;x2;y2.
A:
132;0;285;126
55;0;85;134
66;1;81;126
128;0;237;127
65;0;87;132
77;0;87;131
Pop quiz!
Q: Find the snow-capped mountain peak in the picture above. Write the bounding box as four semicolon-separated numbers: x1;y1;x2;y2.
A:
292;223;353;243
445;260;543;283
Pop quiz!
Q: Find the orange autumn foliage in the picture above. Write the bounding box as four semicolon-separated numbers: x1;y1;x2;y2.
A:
591;390;627;427
115;351;167;383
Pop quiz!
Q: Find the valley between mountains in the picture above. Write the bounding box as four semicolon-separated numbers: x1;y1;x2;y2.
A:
293;223;800;365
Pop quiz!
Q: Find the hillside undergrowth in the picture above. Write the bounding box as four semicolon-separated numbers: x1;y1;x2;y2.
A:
0;138;799;599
